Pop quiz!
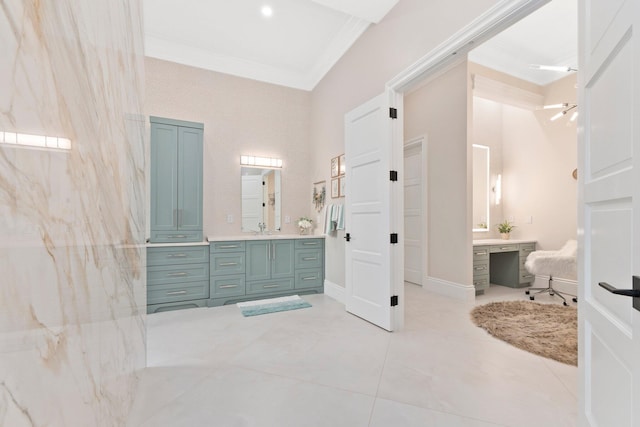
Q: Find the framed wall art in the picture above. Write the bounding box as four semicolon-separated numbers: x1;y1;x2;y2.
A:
331;178;339;198
331;156;339;178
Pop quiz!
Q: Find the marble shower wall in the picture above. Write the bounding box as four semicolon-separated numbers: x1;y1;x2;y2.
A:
0;2;146;426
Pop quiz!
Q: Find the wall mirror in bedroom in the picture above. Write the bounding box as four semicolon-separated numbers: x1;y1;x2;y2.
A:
241;167;282;233
472;144;490;232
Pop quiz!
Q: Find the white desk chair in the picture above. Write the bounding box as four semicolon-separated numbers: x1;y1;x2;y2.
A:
524;240;578;306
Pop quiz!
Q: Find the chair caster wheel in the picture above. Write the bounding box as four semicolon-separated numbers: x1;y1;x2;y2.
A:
572;298;578;303
529;296;535;301
525;290;530;295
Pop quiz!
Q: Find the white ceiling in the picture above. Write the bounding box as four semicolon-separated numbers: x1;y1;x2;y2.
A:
144;0;398;91
468;0;577;86
144;0;576;91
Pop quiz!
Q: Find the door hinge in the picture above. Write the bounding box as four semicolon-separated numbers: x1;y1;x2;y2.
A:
389;107;398;119
391;295;399;306
390;233;398;244
262;181;265;186
390;170;398;181
262;203;266;207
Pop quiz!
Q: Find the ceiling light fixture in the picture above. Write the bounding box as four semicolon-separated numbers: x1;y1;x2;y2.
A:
261;5;273;18
548;103;578;121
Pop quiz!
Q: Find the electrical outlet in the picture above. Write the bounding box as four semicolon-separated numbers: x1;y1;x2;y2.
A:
284;216;291;224
526;215;533;224
226;214;234;223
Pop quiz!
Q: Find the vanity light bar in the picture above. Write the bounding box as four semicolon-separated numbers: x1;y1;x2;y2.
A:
0;131;71;150
240;155;282;168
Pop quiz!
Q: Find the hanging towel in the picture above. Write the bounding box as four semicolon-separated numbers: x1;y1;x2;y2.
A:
324;205;334;234
336;204;345;230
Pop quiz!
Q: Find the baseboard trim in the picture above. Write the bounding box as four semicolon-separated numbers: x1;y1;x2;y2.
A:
324;279;345;305
424;276;476;301
533;275;578;295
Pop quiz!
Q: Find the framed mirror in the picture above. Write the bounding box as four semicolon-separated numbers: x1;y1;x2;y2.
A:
241;167;281;232
472;144;490;232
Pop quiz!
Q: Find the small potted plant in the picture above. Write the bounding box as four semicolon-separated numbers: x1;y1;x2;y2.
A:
496;220;515;240
297;217;313;235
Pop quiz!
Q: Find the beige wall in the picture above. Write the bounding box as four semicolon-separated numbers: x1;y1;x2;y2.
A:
145;57;312;237
469;67;577;249
310;0;499;287
404;61;473;286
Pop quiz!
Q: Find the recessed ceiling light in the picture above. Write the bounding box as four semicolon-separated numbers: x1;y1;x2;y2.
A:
261;5;273;18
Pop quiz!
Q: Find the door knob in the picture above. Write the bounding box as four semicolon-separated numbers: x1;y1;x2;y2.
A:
344;233;351;242
598;276;640;311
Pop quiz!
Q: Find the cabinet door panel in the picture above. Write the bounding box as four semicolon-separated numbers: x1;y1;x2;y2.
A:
177;126;203;231
150;123;178;231
246;241;270;281
272;240;294;278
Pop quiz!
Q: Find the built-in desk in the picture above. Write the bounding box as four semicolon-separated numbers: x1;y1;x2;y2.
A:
472;239;536;294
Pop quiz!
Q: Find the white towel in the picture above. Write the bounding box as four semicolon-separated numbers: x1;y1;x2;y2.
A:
324;205;334;234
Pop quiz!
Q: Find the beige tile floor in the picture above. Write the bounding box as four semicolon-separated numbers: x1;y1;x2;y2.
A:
128;284;577;426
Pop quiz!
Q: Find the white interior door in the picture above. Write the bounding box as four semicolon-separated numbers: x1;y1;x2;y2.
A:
404;137;424;285
578;0;640;425
345;92;397;331
241;175;262;231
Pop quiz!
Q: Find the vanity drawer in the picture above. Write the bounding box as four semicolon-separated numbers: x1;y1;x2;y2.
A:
294;268;323;290
295;249;322;269
210;241;246;253
520;270;535;283
519;243;536;257
148;263;209;286
148;280;209;305
210;274;246;298
246;278;294;295
210;252;245;276
490;244;519;253
295;239;324;249
473;260;489;277
147;246;209;266
473;247;489;260
150;231;203;243
473;275;489;291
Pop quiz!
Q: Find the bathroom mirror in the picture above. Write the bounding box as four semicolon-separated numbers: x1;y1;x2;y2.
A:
472;144;490;232
241;167;281;232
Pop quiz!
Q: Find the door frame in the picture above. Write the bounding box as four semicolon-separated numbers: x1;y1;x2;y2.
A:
403;136;427;286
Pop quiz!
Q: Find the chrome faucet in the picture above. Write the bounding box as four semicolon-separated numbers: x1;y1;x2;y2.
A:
258;222;266;234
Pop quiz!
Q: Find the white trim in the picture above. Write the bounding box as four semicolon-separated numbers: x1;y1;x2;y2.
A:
403;135;428;285
324;279;345;305
424;276;476;301
472;74;544;110
386;0;551;93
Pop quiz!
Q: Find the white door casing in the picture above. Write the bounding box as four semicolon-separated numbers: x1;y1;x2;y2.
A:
345;92;399;331
241;175;262;231
578;0;640;425
404;137;426;285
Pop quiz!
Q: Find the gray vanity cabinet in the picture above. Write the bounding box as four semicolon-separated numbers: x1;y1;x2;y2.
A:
149;116;203;243
208;238;324;307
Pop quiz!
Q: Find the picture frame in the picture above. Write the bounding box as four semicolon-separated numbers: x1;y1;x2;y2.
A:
338;154;345;176
338;177;345;197
331;178;339;198
313;180;326;212
330;156;339;178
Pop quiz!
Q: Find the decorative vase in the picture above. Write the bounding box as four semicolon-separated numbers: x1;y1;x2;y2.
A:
500;232;510;240
299;227;308;235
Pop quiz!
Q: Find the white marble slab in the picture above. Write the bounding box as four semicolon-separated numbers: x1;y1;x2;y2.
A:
0;2;145;426
473;239;536;246
207;234;325;242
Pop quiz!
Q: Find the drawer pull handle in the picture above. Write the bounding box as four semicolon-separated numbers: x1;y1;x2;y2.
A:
168;272;188;277
167;235;187;239
302;276;317;281
166;290;187;295
218;245;239;249
302;242;318;245
219;284;238;289
500;247;512;250
168;254;187;258
263;284;280;289
522;275;534;279
219;262;238;266
474;251;486;256
474;266;486;271
302;257;317;261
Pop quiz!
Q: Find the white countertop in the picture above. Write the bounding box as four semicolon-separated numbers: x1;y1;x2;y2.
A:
207;234;325;242
146;241;209;247
473;239;536;246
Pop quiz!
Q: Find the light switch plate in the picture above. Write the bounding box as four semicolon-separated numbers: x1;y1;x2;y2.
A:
226;214;233;223
284;215;291;224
